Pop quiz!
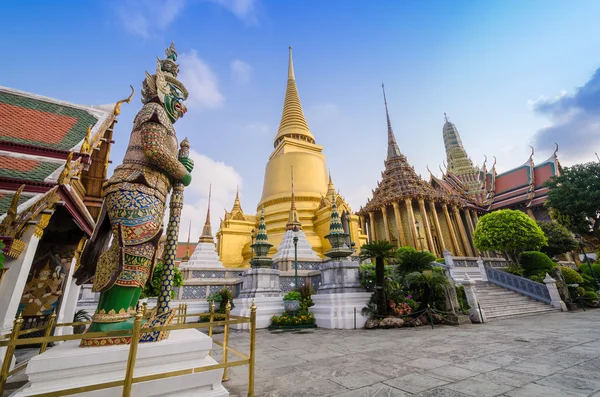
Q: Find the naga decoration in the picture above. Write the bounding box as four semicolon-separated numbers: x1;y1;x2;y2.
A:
75;42;194;346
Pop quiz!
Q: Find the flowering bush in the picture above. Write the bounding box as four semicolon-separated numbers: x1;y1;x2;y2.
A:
388;300;412;316
270;312;315;327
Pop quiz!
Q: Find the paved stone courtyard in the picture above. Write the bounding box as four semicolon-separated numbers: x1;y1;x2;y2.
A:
222;310;600;396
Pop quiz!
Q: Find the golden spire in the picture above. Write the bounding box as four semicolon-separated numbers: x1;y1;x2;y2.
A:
326;169;336;199
273;47;315;148
183;220;191;261
199;184;214;243
382;83;402;160
232;185;242;212
286;167;302;230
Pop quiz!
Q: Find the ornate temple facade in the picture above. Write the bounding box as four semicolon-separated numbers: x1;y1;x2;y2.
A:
358;87;476;257
431;115;560;222
0;85;131;333
216;48;367;268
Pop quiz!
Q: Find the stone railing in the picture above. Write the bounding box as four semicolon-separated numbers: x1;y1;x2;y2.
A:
485;266;551;304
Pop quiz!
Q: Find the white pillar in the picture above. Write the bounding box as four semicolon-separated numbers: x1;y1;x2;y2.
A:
443;249;455;280
55;259;81;337
0;225;40;334
462;274;485;323
544;273;567;311
477;257;488;282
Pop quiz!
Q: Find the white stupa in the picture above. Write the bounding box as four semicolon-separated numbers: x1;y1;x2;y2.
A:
181;185;224;270
273;170;320;264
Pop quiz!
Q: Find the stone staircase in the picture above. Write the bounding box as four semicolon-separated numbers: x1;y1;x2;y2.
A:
475;282;559;320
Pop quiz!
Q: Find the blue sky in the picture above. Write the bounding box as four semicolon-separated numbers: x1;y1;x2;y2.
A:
3;0;600;240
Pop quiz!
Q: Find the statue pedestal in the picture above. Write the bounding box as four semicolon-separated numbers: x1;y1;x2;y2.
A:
312;259;370;329
11;329;228;397
231;268;283;330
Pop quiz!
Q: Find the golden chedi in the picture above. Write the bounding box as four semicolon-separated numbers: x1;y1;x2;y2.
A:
216;47;367;268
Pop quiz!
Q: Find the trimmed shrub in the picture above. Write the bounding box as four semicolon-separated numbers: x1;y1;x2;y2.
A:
584;291;599;301
579;262;600;277
283;291;301;301
559;266;584;285
528;272;547;284
520;251;556;277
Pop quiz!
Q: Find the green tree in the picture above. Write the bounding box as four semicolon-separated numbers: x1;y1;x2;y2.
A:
536;221;578;258
395;246;436;276
141;262;184;299
404;269;449;311
359;240;396;316
473;209;547;264
544;161;600;236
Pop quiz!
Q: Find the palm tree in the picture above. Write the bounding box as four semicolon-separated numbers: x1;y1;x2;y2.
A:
396;247;436;277
360;240;396;316
404;269;449;311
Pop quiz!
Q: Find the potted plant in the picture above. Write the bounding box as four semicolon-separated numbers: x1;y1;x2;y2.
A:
283;291;301;313
73;309;92;334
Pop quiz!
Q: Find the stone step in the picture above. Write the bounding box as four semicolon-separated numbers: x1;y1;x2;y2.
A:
478;296;540;304
485;307;558;320
482;302;551;311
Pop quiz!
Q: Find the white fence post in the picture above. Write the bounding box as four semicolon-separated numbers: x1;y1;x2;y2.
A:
462;274;486;323
544;274;567;312
443;250;455;280
477;257;488;282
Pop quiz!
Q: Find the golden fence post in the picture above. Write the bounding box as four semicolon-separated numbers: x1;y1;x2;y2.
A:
248;300;257;397
142;302;147;318
122;307;143;397
39;310;56;354
0;314;24;393
184;303;188;323
221;301;231;382
208;301;215;338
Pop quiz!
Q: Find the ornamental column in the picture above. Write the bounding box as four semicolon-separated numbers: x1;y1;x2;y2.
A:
392;202;407;247
368;212;376;242
442;203;462;255
359;215;366;235
404;198;419;248
381;206;391;242
464;209;479;256
453;205;474;257
429;202;447;252
418;198;435;255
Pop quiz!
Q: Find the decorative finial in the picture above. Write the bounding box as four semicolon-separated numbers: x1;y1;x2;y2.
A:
553;142;559;156
426;165;434;179
596;152;600;162
381;83;402;160
114;85;135;116
166;42;178;61
288;46;295;80
444;112;449;123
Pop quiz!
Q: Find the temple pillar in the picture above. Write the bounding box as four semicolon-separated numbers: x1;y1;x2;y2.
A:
381;206;391;242
442;203;462;256
465;209;479;256
430;202;447;252
392;202;406;247
404;198;419;248
453;206;474;257
418;198;436;255
55;255;82;337
359;215;366;236
368;212;376;242
526;208;536;221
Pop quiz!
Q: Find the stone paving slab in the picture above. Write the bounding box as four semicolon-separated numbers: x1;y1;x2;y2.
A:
221;310;600;396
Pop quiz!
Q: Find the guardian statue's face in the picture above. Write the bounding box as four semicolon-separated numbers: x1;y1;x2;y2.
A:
164;83;187;123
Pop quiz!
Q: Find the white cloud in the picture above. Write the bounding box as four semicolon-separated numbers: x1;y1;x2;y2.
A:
163;150;243;242
244;122;270;136
230;60;252;84
116;0;186;38
210;0;260;25
178;50;225;109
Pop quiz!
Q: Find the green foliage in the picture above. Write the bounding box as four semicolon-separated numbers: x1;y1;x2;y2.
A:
544;161;600;235
141;262;183;299
435;258;445;264
395;246;436;276
283;291;301;301
473;209;547;263
358;262;391;291
536;221;578;257
455;285;470;314
404;268;449;310
198;313;226;323
207;287;235;313
73;309;92;322
0;240;5;269
270;311;315;327
298;285;315;311
528;272;547;283
559;266;584;285
520;251;556;277
579;262;600;277
360;240;397;316
583;291;599;301
504;263;524;276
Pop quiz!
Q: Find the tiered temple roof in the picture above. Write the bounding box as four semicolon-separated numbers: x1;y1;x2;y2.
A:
0;86;131;256
361;86;454;214
432;115;562;212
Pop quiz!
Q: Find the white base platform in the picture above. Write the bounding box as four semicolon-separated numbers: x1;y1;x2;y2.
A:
312;292;371;329
11;329;228;397
231;296;284;330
